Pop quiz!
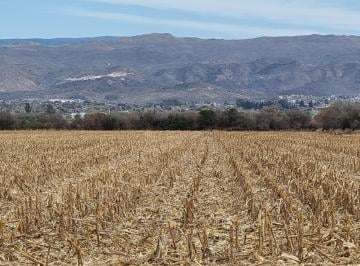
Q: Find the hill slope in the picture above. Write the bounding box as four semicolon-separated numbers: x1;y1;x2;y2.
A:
1;33;360;103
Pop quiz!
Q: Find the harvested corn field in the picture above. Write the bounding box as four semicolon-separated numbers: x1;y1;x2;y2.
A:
0;131;359;265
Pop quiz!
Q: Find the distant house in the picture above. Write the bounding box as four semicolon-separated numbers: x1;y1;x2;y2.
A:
70;113;86;119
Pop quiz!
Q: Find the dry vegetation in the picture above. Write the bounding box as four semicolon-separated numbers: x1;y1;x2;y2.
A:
0;131;359;265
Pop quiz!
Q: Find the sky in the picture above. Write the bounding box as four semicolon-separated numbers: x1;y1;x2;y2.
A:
1;0;360;39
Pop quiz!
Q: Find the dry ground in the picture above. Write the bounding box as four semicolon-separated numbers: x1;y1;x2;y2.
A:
0;131;359;265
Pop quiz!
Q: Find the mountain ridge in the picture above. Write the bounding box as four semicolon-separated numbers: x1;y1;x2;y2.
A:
1;33;360;103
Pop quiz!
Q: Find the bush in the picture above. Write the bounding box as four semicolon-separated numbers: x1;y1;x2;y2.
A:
82;113;116;130
0;112;15;130
287;110;311;129
2;103;359;131
37;114;68;130
198;110;217;129
315;103;360;130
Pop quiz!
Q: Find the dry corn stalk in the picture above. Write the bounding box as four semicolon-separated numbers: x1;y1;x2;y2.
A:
0;131;358;265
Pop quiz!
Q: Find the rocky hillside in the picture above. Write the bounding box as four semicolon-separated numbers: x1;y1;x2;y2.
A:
1;33;360;103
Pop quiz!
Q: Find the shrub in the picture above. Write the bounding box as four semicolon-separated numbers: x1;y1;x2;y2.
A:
0;112;15;130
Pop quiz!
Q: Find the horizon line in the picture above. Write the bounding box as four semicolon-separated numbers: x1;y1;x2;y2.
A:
1;32;359;42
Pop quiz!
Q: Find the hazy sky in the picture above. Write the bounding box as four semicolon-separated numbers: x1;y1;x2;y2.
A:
1;0;360;39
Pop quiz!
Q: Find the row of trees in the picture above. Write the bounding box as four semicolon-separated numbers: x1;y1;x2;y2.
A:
0;103;359;131
235;98;314;110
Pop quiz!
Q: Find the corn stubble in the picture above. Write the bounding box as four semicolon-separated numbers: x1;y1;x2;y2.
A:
0;131;359;265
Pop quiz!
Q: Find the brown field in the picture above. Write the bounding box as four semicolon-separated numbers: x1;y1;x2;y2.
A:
0;131;359;265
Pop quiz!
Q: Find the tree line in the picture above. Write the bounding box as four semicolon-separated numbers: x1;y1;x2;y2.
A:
235;98;314;109
0;103;359;131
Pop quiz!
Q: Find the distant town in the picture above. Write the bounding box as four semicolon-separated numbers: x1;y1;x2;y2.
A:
0;95;360;118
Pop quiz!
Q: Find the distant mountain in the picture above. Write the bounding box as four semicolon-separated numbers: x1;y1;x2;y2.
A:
1;33;360;103
0;37;118;46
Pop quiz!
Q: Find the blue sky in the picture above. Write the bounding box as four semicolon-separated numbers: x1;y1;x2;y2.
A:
1;0;360;39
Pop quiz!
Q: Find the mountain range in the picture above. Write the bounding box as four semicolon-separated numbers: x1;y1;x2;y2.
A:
1;33;360;103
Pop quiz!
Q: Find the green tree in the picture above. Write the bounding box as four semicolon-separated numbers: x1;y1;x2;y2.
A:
25;103;32;113
308;100;314;108
46;104;56;114
0;112;15;130
225;108;239;128
199;109;217;129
